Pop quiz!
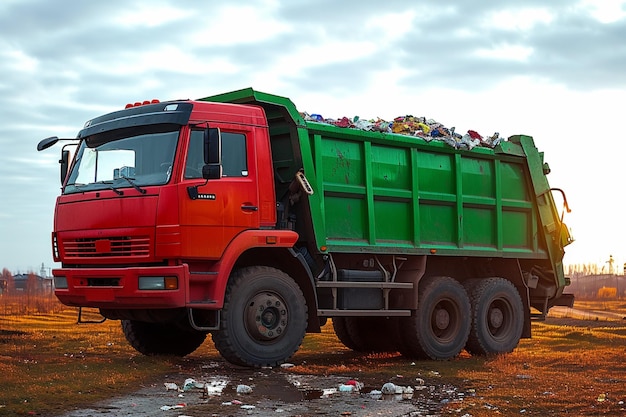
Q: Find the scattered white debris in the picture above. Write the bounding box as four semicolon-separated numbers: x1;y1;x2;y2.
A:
237;384;253;394
338;384;354;392
164;383;179;391
182;378;197;391
380;382;414;399
369;390;382;400
159;403;185;411
321;388;338;397
401;386;414;399
381;382;397;395
280;363;295;368
205;377;229;396
241;404;256;410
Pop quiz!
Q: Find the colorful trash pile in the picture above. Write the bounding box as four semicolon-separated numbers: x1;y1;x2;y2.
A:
301;112;502;151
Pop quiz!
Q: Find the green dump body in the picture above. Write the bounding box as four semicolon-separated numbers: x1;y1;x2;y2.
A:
203;88;573;294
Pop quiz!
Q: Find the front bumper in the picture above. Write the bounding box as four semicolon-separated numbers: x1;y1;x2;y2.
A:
53;264;190;309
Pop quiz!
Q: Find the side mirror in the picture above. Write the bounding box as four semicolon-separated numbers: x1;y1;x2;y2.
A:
37;136;78;184
60;149;70;184
204;127;221;165
202;164;221;180
203;127;222;180
37;136;60;151
187;127;221;200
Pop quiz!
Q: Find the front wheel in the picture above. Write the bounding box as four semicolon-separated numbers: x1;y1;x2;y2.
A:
465;278;524;355
400;276;471;360
212;266;308;367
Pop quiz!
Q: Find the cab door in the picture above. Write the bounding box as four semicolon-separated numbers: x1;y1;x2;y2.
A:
179;126;259;259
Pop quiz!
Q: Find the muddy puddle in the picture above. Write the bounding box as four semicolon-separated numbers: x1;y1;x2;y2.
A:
60;362;463;417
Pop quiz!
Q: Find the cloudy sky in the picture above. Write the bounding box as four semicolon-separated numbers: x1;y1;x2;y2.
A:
1;0;625;275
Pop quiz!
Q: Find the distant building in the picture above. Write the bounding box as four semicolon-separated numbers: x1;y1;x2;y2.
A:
12;273;53;293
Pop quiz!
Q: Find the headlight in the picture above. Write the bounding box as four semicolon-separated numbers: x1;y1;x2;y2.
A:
138;276;178;290
54;276;68;289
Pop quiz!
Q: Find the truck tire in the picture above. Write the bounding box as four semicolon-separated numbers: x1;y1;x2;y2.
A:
121;320;207;356
333;317;397;352
212;266;307;367
465;277;524;355
348;317;398;352
332;317;359;350
400;276;471;360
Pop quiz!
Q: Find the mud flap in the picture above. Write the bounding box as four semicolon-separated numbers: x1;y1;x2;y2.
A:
548;293;575;308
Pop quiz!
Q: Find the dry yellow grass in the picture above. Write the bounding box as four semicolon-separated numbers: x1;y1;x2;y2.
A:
1;294;626;415
452;302;626;416
0;294;214;415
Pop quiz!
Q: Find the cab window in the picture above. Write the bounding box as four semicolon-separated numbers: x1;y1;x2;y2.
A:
185;130;248;179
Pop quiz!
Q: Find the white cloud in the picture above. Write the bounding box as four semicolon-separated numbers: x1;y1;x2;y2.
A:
190;4;291;47
113;3;191;27
474;43;534;62
1;46;39;73
576;0;626;23
486;8;554;31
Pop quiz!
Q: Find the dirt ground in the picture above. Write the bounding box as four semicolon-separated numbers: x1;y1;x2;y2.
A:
51;307;626;417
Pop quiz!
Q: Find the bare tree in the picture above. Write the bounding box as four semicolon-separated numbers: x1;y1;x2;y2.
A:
1;268;13;294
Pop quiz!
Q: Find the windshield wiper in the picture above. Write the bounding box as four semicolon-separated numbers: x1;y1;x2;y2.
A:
99;181;124;195
65;183;88;193
120;176;147;194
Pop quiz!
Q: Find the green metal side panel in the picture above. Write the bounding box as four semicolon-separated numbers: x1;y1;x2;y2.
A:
201;89;567;263
308;122;540;257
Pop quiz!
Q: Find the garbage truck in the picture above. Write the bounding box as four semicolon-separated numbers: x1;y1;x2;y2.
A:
37;88;574;367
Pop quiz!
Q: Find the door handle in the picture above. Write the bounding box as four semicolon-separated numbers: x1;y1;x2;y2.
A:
241;205;258;211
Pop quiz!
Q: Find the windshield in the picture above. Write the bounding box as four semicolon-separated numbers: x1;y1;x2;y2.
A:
64;128;179;194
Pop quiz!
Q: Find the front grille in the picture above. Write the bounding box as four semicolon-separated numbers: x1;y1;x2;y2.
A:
63;236;150;258
87;278;120;286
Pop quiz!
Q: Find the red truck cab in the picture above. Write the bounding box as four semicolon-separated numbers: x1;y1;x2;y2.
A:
48;99;300;322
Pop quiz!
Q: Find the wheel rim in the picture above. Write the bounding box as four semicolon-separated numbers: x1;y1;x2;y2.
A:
430;299;461;343
245;292;288;342
487;298;512;339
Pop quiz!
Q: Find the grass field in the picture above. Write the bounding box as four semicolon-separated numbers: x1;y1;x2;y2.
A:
1;293;626;416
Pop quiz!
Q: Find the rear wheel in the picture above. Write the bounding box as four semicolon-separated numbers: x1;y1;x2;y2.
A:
332;317;359;350
212;266;307;367
400;276;471;360
121;320;207;356
333;317;397;352
465;277;524;355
